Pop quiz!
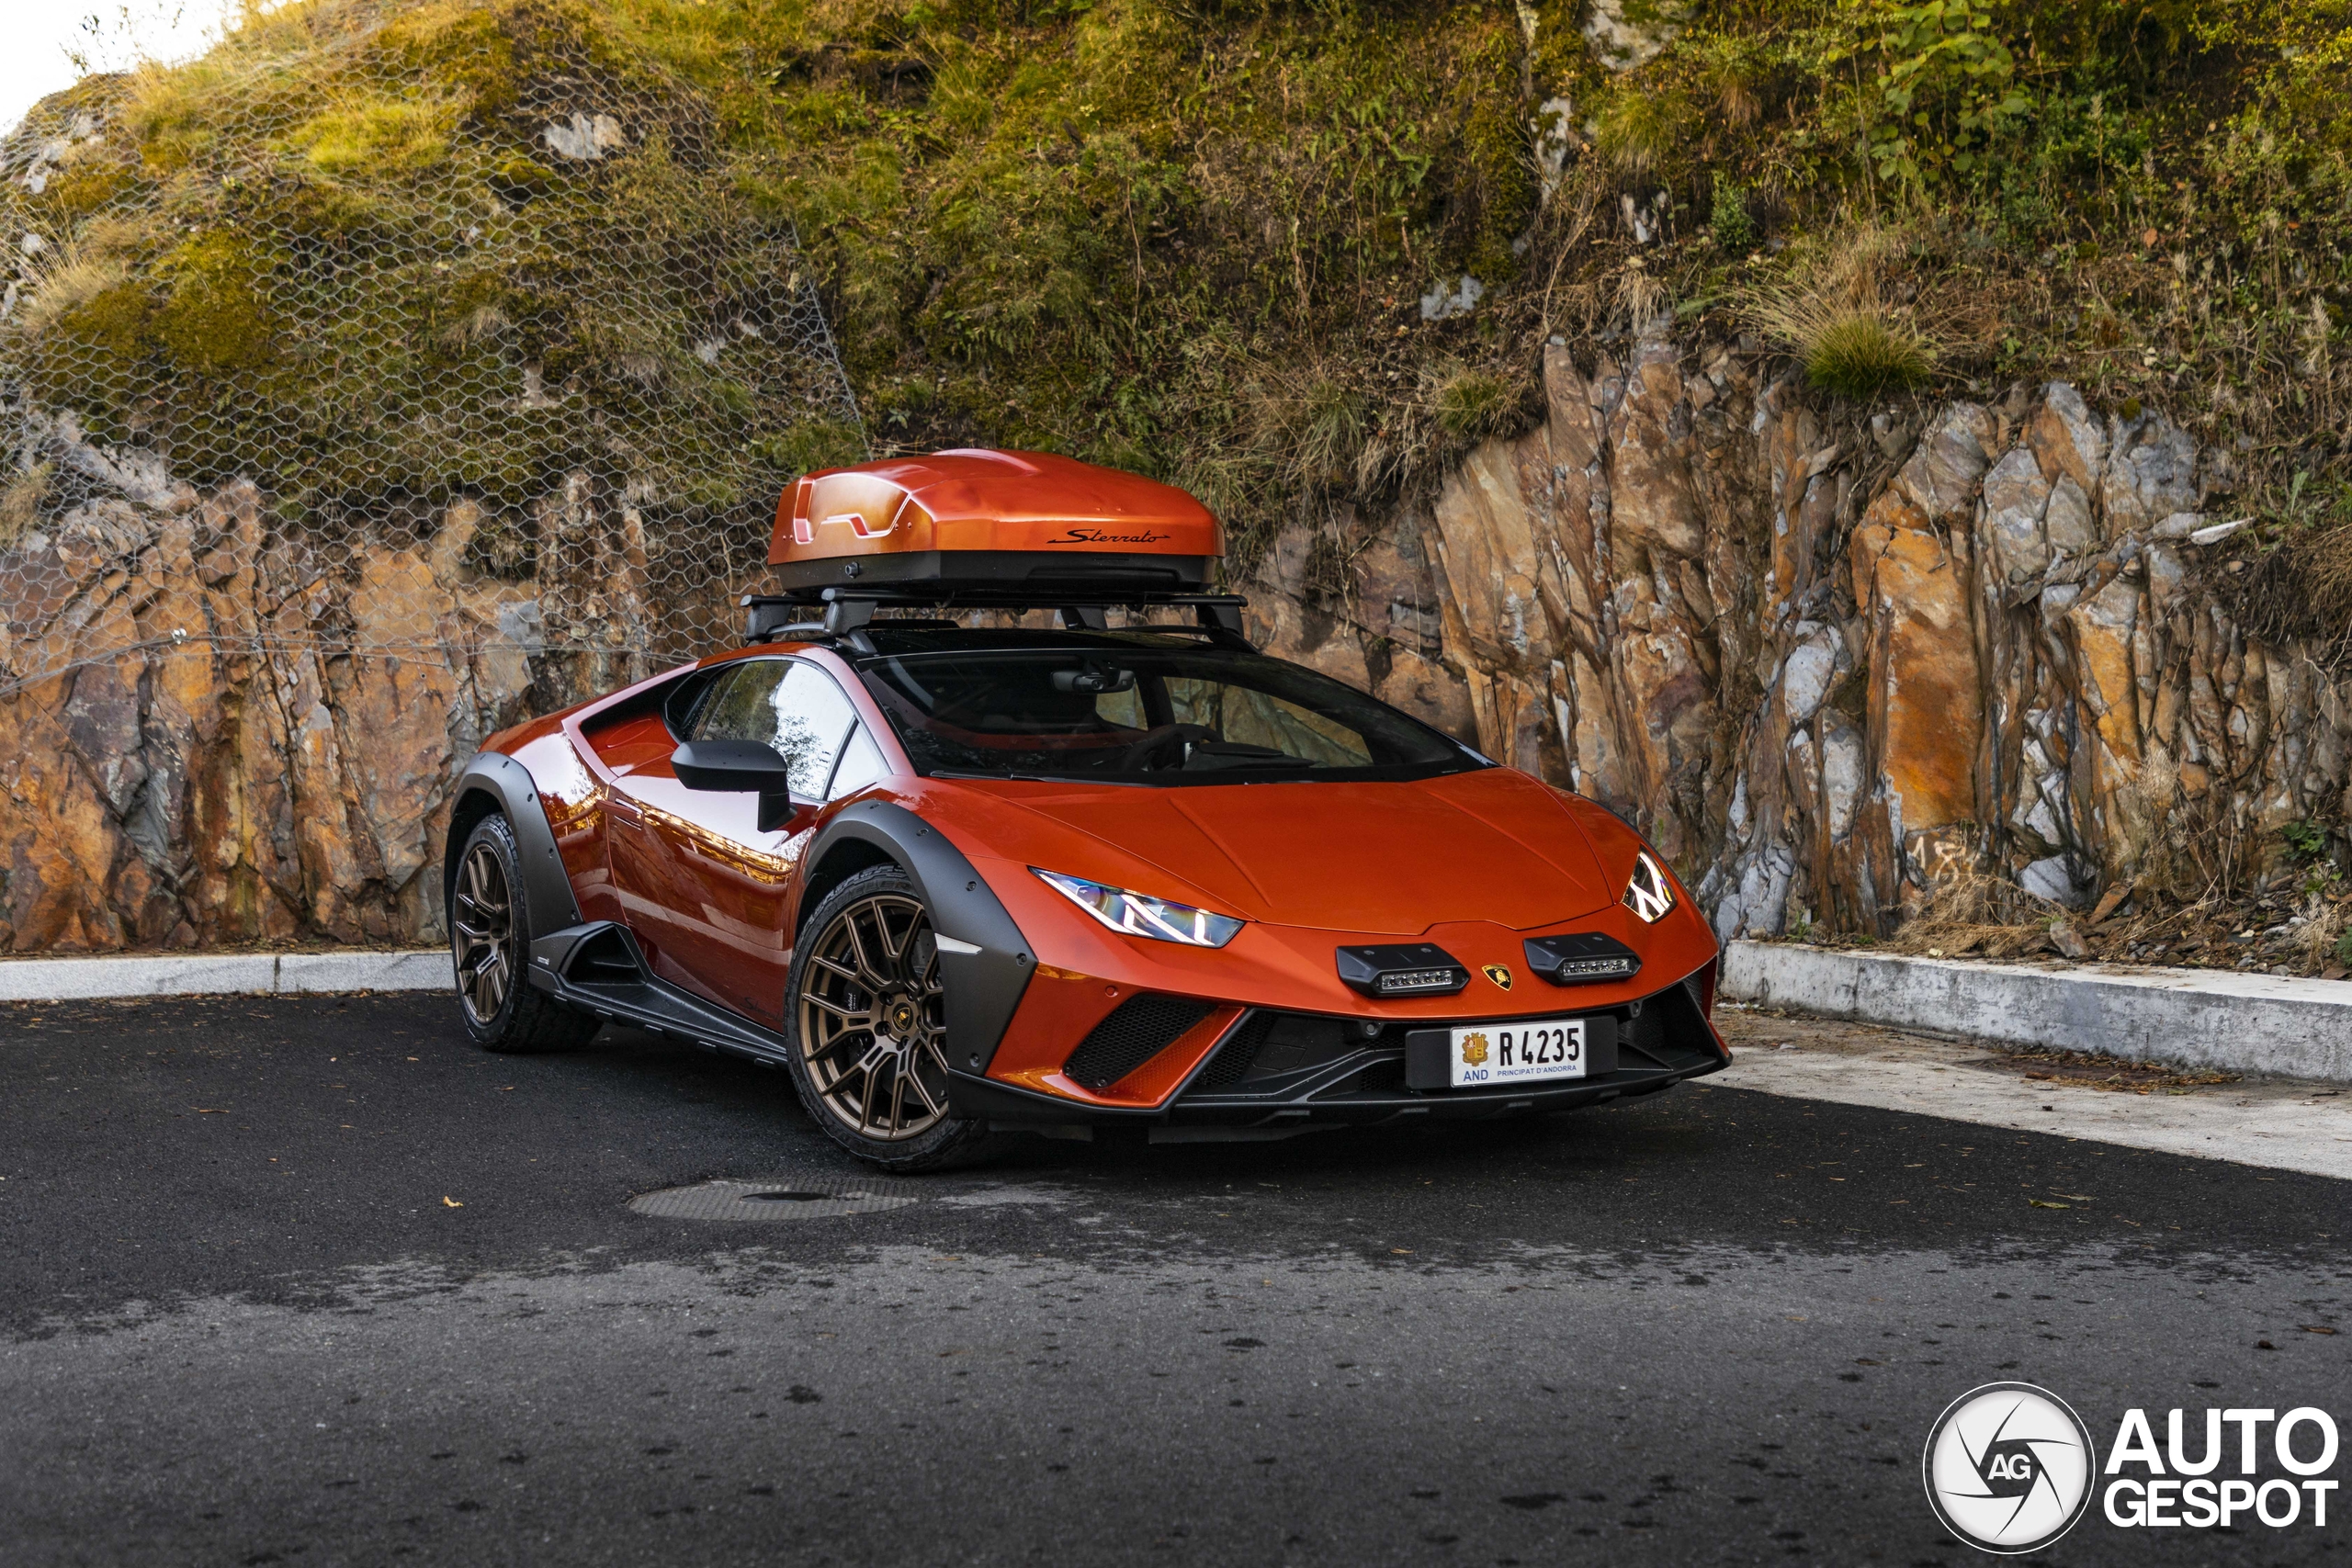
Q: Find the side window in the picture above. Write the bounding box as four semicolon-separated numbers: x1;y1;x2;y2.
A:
691;660;858;798
826;725;888;799
690;662;788;745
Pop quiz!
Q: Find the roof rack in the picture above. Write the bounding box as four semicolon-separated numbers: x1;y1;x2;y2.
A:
740;586;1250;653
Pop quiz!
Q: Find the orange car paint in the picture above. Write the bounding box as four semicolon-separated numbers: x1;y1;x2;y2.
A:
468;450;1726;1118
771;448;1221;570
479;640;1725;1114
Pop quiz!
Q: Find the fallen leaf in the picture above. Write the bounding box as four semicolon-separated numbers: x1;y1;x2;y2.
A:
192;1107;229;1113
2257;1340;2277;1350
2052;1191;2094;1201
443;1196;465;1208
2088;886;2130;927
2302;1325;2339;1336
499;1085;515;1091
1390;1248;1413;1256
2023;1071;2053;1081
2028;1199;2070;1209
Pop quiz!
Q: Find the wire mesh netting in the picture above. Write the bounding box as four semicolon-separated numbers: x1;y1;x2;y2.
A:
0;0;863;947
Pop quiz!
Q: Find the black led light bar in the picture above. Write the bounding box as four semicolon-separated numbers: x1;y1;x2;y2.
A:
1522;931;1643;987
1334;943;1471;998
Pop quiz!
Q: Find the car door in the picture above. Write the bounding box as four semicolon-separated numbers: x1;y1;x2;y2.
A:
607;657;886;1022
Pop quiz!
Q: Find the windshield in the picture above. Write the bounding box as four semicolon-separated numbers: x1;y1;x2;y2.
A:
853;639;1482;785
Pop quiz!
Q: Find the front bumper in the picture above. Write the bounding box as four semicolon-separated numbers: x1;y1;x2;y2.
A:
947;970;1726;1136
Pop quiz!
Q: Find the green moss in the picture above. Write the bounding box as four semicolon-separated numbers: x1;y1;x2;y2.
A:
153;234;277;378
293;96;458;176
54;283;154;362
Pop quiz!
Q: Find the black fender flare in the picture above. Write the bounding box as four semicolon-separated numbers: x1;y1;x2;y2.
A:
800;800;1033;1077
446;751;585;934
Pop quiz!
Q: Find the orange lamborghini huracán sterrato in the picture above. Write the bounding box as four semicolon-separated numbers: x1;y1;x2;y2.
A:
443;449;1728;1168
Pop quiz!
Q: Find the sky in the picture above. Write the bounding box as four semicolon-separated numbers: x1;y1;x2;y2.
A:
1;0;236;136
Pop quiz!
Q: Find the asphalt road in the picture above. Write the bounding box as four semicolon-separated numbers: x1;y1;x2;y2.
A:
2;993;2346;1567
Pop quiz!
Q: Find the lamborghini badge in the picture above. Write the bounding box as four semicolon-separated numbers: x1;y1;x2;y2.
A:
1482;964;1512;990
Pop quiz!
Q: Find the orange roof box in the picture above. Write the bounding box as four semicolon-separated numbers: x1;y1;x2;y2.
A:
768;448;1222;597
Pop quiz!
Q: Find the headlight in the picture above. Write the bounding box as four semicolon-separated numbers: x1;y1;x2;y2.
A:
1033;869;1245;948
1621;850;1677;923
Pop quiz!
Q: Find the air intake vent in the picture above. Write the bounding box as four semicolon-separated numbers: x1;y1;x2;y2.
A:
1195;1010;1280;1090
1062;995;1215;1090
1618;979;1718;1072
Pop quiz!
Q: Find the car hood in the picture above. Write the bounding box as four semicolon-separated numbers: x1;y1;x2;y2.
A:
945;767;1616;936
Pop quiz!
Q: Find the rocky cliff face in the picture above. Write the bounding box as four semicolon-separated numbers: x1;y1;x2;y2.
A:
1251;330;2348;942
0;413;735;950
4;337;2341;953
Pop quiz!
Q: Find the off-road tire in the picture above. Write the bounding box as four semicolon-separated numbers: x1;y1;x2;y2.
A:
449;813;599;1055
784;863;993;1172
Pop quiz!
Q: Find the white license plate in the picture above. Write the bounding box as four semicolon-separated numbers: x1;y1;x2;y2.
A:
1447;1017;1587;1088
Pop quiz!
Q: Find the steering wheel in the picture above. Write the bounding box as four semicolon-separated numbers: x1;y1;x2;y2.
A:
1115;723;1215;773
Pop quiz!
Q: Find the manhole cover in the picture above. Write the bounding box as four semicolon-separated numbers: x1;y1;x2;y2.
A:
628;1179;922;1221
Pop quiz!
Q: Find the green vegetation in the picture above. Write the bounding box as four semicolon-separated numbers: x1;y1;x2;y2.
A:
5;0;2351;592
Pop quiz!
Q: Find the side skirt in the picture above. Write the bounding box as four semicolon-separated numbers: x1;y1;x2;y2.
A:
527;921;792;1066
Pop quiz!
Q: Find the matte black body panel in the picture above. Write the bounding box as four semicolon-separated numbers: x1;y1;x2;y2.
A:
1521;931;1644;986
1334;942;1470;998
526;919;794;1061
803;800;1035;1077
447;751;583;931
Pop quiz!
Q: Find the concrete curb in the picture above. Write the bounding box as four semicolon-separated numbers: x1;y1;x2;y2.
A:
1721;940;2352;1084
0;949;447;1002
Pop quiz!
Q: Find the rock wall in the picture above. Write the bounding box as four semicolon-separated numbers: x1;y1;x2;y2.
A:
0;416;716;950
1251;330;2352;940
6;334;2346;953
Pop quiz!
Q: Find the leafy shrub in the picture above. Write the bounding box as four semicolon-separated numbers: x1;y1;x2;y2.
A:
2281;820;2331;862
1710;174;1755;253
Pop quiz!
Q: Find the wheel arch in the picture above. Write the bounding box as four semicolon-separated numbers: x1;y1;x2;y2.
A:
445;751;585;932
795;837;899;938
797;802;1033;1077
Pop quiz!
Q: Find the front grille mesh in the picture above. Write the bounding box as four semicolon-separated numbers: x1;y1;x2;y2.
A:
1195;1010;1279;1089
1062;995;1215;1090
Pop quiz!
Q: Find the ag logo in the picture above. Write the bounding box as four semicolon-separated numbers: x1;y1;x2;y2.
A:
1459;1031;1489;1067
1923;1382;2097;1554
1481;964;1512;990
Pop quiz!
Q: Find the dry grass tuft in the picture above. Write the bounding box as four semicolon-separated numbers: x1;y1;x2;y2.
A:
16;249;134;341
1591;90;1680;179
1428;360;1529;444
1749;225;1940;400
1879;865;2064;960
0;464;53;549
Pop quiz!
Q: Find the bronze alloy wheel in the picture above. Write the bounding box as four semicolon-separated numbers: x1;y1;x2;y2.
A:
451;839;516;1026
795;891;951;1142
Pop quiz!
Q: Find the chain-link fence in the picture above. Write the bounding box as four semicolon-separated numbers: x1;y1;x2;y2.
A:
0;0;863;948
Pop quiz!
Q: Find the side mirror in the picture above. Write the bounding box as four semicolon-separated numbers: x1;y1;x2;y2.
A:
671;740;813;832
672;739;795;794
